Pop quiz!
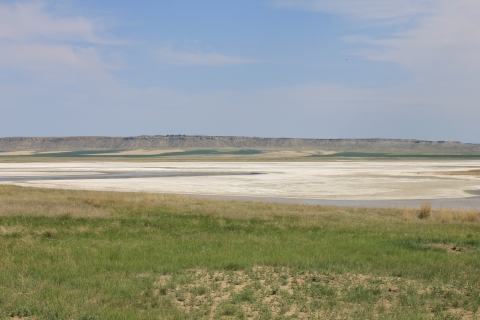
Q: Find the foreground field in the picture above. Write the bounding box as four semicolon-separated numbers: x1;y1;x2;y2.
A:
1;185;480;319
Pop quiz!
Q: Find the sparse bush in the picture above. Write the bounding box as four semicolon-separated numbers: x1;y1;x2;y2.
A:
418;202;432;219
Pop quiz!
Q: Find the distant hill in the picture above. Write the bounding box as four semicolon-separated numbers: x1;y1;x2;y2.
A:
0;135;479;153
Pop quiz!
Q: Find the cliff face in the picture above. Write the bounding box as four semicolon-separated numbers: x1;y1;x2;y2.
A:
0;135;479;151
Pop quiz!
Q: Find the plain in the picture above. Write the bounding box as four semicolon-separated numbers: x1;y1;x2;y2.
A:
1;185;479;319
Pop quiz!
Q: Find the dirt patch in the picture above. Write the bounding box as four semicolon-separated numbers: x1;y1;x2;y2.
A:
424;243;471;253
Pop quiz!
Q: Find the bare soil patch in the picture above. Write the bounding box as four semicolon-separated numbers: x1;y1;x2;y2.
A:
149;267;476;319
424;243;472;253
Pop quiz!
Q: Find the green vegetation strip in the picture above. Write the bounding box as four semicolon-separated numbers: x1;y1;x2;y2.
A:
4;149;480;159
0;185;479;319
0;149;264;158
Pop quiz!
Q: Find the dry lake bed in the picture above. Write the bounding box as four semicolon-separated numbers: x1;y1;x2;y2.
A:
1;160;480;208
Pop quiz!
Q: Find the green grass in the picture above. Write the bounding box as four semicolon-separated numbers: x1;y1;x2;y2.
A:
1;185;479;319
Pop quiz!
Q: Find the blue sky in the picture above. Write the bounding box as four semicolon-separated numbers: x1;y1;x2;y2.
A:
1;0;479;142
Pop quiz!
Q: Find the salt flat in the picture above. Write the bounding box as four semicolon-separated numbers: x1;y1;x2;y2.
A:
1;161;480;205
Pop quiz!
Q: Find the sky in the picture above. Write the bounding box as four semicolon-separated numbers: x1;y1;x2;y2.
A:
0;0;479;142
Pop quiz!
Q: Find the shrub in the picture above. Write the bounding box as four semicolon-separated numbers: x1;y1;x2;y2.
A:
418;202;432;219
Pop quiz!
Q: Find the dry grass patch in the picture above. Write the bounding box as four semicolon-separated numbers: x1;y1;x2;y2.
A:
0;225;26;237
0;185;111;218
457;207;479;222
403;203;480;223
0;185;405;223
1;185;479;226
0;225;58;239
438;205;454;222
403;206;416;221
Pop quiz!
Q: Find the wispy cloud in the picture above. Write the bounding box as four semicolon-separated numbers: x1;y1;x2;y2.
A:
265;0;480;141
272;0;480;74
0;2;109;43
0;1;120;86
271;0;439;23
341;1;480;101
273;0;480;108
155;46;258;66
354;3;480;66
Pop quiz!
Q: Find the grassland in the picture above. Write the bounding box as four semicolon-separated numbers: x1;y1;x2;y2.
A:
1;185;480;319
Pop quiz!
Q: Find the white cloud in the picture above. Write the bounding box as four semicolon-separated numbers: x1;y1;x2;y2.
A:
156;46;258;66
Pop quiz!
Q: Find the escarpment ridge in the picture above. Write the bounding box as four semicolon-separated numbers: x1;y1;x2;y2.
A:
0;135;479;152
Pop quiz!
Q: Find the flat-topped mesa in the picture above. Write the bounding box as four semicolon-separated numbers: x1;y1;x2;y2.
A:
0;135;478;151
